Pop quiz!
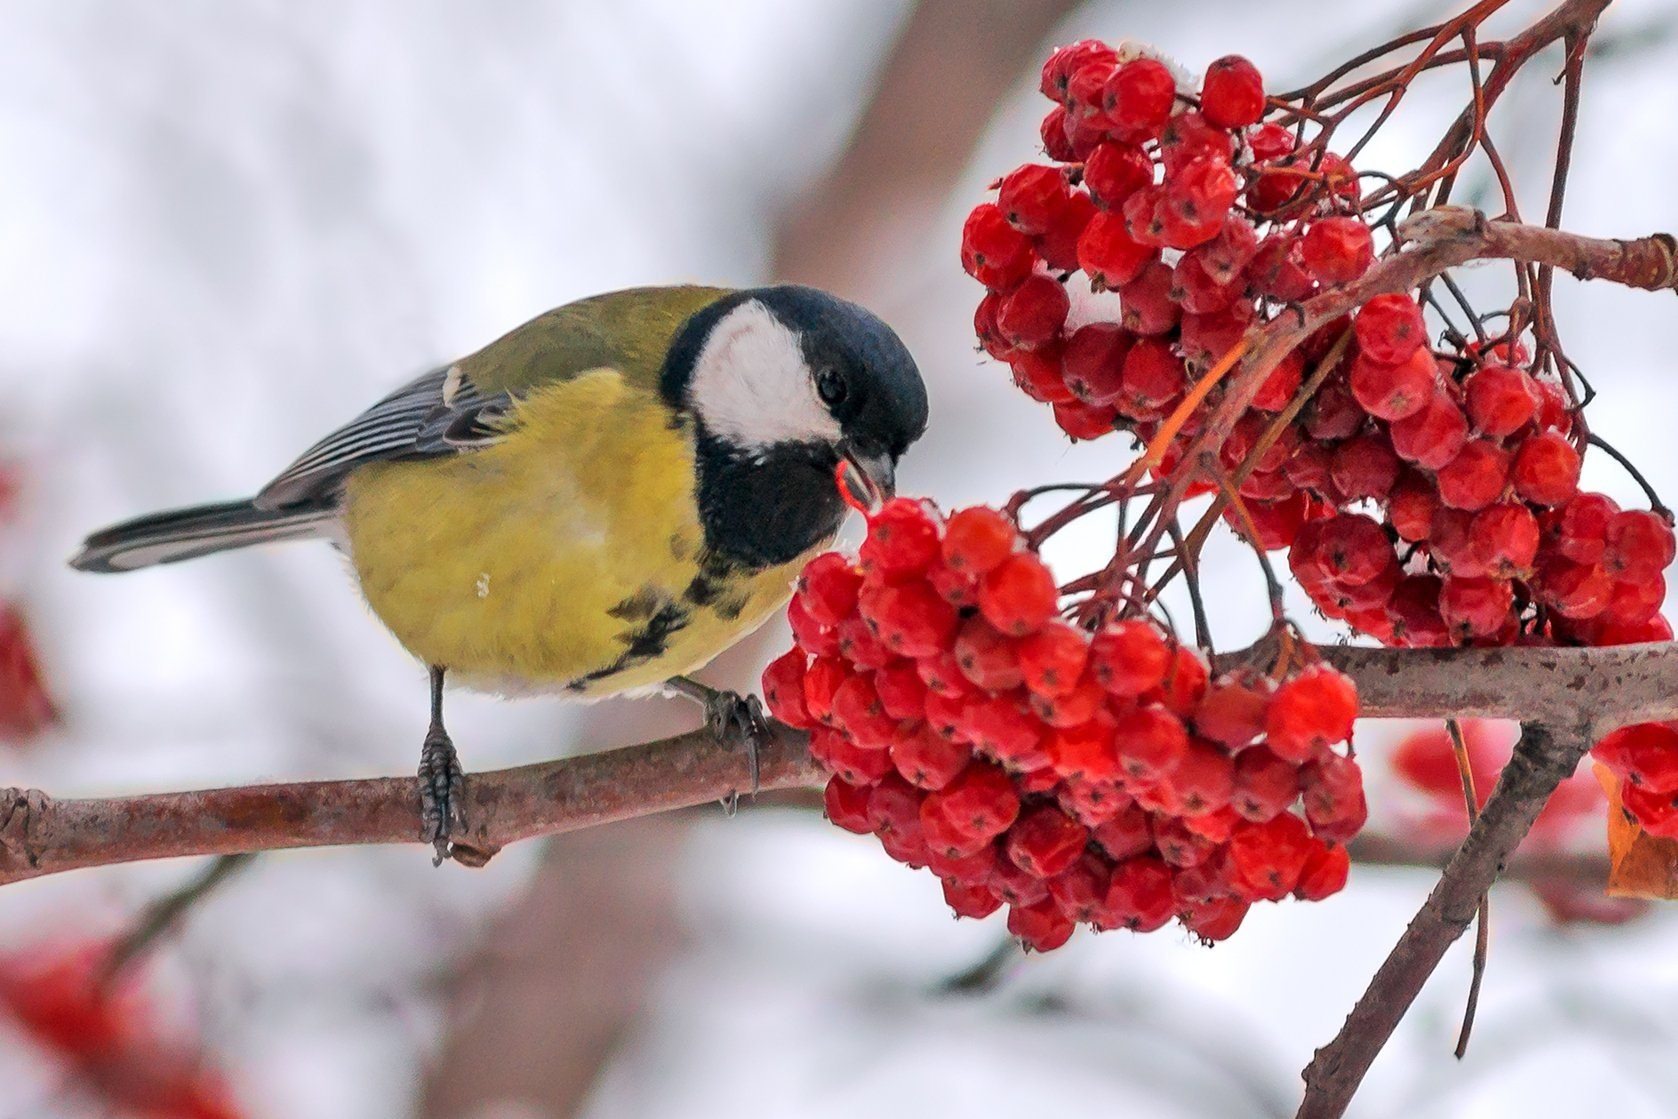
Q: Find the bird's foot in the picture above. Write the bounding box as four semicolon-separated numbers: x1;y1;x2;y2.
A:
667;677;769;814
418;725;467;865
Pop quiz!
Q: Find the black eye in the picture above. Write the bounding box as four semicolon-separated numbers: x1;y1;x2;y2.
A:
816;368;848;406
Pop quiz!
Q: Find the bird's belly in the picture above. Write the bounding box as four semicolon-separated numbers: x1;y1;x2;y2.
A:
337;372;801;695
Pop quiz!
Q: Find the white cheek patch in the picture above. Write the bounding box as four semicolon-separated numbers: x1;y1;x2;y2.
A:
689;300;842;448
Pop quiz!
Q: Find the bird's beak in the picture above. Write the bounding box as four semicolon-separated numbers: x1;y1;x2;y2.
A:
836;441;896;513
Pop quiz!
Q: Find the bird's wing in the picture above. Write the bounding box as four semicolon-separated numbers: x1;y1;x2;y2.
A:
253;365;514;510
252;285;730;511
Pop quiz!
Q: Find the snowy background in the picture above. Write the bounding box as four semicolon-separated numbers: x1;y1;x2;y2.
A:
2;1;1678;1116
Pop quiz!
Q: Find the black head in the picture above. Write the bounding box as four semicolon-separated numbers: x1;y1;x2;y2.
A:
661;284;929;569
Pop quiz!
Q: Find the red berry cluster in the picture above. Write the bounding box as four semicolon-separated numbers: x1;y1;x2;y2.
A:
966;37;1678;841
1276;338;1674;649
1391;720;1645;924
965;43;1367;444
764;498;1364;951
1595;722;1678;839
0;941;244;1119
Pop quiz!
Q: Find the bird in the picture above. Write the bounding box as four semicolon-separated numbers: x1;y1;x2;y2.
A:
72;284;928;863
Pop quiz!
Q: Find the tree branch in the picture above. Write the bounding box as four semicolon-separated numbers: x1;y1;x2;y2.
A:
2;641;1671;886
1296;722;1596;1119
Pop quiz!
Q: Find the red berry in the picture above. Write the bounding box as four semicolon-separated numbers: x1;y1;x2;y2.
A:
823;775;873;834
796;552;862;627
942;506;1018;576
1060;323;1132;405
1228;813;1314;901
1006;804;1090;878
1016;619;1092;698
1195;674;1272;749
1113;703;1189;781
1536;555;1613;620
1200;55;1265;129
1167;740;1237;814
1267;665;1358;761
1594;722;1678;793
1301;753;1367;842
1164;156;1238;232
1104;854;1175;931
1102;58;1177;139
927;762;1021;840
979;553;1060;636
1349;345;1435;420
1077;211;1156;290
1440;575;1514;638
1039;40;1118;102
1233;746;1302;821
1353;294;1428;364
1469;503;1539;577
1090;619;1171;696
1083;142;1152;210
1159;111;1234;174
996;275;1070;351
1604;510;1676;582
761;649;811;728
1052;398;1119;441
1117;258;1182;336
1248;231;1314;301
1390;389;1469;470
1180;895;1251;943
962;203;1036;291
1300;217;1374;285
1465;364;1539;437
1034;191;1096;272
874;660;928;720
1049;854;1113;923
1118;337;1187;417
1511;431;1581;507
1388;470;1439;543
860;499;942;578
1295;842;1350;901
962;694;1050;771
1040;106;1079;162
888;726;967;792
1556;492;1619;565
1330;431;1402;501
954;616;1024;692
997;164;1071;234
943;877;1003;920
1007;897;1076;951
1047;716;1120;784
1314;514;1393;586
1436;440;1511;511
860;580;960;657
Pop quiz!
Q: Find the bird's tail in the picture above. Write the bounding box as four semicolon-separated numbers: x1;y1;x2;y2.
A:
70;500;332;574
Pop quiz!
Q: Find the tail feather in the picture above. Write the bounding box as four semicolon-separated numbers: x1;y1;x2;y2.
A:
71;500;332;574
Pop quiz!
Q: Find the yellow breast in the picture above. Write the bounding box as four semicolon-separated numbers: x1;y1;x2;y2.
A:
340;369;805;695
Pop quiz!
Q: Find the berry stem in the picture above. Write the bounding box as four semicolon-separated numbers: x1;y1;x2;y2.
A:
1444;719;1490;1060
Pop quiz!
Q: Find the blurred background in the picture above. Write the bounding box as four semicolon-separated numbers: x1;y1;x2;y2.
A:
2;1;1678;1116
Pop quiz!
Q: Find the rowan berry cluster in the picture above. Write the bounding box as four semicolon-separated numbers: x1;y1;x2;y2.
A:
764;498;1364;951
0;941;243;1119
965;43;1366;443
1391;720;1646;924
963;37;1678;842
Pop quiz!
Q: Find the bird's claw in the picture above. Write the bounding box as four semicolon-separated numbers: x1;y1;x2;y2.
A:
705;689;767;812
418;726;467;865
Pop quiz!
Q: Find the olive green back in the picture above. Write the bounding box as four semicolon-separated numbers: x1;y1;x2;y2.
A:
456;285;731;397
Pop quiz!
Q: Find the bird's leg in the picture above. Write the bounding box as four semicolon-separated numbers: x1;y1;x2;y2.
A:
665;676;768;812
418;665;467;865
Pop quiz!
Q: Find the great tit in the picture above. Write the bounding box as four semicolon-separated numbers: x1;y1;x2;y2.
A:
72;284;928;861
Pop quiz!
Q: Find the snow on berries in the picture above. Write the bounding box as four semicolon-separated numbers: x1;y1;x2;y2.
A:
768;497;1364;952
